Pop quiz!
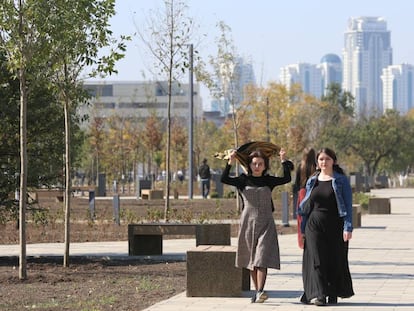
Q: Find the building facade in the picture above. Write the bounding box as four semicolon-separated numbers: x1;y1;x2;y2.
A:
342;16;393;116
81;80;203;128
319;53;343;95
381;64;414;114
279;63;323;98
279;54;342;99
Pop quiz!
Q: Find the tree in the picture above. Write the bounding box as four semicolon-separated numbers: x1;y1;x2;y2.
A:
348;110;413;188
171;119;188;173
137;0;196;221
37;0;127;267
0;0;53;279
316;83;355;153
209;21;243;149
1;0;127;273
142;114;163;182
321;83;355;121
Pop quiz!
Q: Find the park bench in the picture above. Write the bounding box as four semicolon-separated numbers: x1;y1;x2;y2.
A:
352;204;362;228
140;189;164;200
186;245;250;297
128;223;231;256
368;197;391;214
34;189;64;202
72;185;95;196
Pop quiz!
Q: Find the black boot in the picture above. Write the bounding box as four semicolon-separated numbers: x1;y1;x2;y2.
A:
300;293;310;304
328;296;338;304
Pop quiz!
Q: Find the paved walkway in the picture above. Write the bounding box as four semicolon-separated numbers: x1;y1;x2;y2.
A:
1;188;414;310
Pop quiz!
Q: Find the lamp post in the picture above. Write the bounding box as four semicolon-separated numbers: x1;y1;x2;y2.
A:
266;97;270;142
188;44;194;199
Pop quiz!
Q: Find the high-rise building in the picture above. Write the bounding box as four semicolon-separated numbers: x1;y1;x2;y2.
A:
319;53;343;95
210;56;256;116
279;54;342;99
279;63;323;98
381;64;414;114
342;17;393;116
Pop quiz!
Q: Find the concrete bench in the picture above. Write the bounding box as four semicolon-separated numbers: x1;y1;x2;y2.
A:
72;186;95;196
186;245;250;297
141;189;164;200
128;223;231;256
368;197;390;214
352;204;361;228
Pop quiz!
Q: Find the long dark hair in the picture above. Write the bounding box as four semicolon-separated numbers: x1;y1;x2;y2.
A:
299;147;316;187
316;147;345;174
247;150;269;176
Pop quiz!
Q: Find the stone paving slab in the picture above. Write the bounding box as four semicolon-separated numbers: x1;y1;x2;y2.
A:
144;189;414;310
1;188;414;310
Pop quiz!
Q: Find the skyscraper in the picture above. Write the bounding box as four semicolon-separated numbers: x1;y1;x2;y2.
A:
279;63;323;98
381;64;414;114
342;17;393;116
210;56;256;116
319;53;343;96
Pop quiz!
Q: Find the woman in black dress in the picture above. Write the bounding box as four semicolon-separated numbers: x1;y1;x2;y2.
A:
298;148;354;306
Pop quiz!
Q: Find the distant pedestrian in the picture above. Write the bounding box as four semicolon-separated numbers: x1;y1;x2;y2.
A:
198;158;211;198
177;170;184;183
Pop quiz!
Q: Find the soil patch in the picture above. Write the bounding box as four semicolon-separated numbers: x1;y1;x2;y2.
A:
0;256;186;311
0;193;297;310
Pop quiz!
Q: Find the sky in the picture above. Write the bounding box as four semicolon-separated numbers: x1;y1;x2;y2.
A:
104;0;414;109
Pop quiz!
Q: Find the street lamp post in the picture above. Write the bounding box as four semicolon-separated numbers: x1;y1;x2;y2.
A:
188;44;194;199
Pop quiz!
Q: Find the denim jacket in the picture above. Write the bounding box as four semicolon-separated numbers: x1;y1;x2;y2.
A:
298;171;353;234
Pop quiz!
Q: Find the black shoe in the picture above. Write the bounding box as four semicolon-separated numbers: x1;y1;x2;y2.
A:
328;296;337;304
300;293;310;304
314;296;326;306
250;294;256;303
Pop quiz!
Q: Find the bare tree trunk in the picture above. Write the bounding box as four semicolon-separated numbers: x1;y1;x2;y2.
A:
163;1;175;222
18;69;27;280
18;0;27;280
63;95;71;267
164;77;172;222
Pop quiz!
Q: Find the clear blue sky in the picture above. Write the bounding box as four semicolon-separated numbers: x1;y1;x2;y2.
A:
106;0;414;108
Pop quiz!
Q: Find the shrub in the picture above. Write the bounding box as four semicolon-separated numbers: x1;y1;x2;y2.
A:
353;192;370;211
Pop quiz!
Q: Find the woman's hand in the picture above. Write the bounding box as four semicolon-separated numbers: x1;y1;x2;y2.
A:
228;149;237;165
279;148;287;162
343;231;352;242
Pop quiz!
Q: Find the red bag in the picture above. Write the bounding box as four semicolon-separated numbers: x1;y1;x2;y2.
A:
297;188;306;249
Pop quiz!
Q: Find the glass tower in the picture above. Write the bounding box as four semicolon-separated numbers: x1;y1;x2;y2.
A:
342;17;393;116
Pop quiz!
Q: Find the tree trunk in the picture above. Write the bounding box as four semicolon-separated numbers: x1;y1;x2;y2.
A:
18;68;27;280
63;95;71;267
17;1;27;280
164;78;172;222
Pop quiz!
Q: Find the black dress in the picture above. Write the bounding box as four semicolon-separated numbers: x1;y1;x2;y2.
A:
302;179;354;300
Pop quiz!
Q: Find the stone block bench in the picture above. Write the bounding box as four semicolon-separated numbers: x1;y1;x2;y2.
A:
368;197;390;214
352;204;361;228
128;223;231;256
186;245;250;297
141;189;164;200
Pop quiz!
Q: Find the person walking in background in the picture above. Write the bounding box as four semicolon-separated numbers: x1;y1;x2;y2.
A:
298;147;354;306
198;158;211;198
221;148;293;303
294;147;316;248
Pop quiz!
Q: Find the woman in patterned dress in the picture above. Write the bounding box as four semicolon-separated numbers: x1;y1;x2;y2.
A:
221;148;293;303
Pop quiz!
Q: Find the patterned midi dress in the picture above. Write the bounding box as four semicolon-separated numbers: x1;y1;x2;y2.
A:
221;161;292;271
